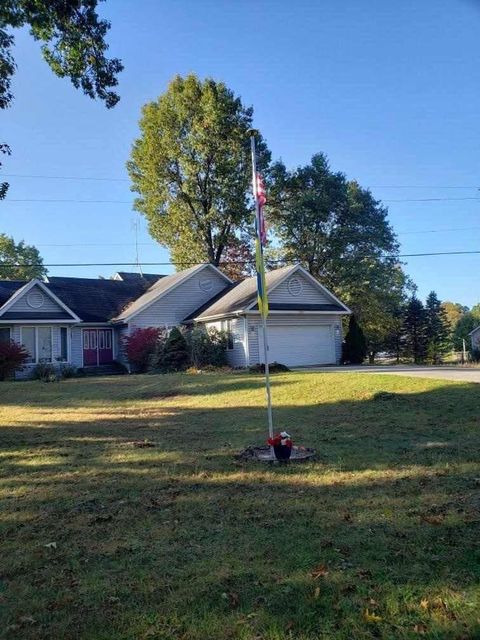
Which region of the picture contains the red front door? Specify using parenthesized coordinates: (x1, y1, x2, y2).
(83, 329, 113, 366)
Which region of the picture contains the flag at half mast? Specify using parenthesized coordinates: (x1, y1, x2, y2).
(254, 171, 268, 317)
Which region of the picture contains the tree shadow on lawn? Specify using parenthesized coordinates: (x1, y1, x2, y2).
(0, 382, 479, 639)
(0, 373, 297, 409)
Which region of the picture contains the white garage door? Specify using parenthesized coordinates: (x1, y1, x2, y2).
(259, 324, 335, 367)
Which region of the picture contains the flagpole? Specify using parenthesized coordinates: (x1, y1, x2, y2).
(249, 131, 274, 441)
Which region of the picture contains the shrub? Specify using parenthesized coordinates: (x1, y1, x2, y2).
(249, 361, 290, 374)
(0, 341, 29, 380)
(59, 364, 77, 379)
(32, 362, 58, 382)
(189, 327, 228, 368)
(342, 315, 367, 364)
(124, 327, 163, 373)
(160, 327, 190, 372)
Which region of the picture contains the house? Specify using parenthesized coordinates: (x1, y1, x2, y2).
(0, 263, 350, 378)
(469, 326, 480, 352)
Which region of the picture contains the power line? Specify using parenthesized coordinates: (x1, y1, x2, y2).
(0, 250, 479, 269)
(4, 196, 480, 205)
(5, 198, 132, 204)
(370, 185, 479, 190)
(384, 197, 480, 203)
(397, 226, 480, 236)
(3, 173, 479, 190)
(1, 173, 128, 182)
(31, 225, 480, 246)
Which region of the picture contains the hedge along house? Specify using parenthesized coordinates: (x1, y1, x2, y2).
(185, 264, 351, 368)
(0, 263, 349, 378)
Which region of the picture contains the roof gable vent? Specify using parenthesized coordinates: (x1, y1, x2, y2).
(27, 290, 45, 308)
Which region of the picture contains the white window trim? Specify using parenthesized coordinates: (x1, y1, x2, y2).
(20, 326, 55, 365)
(222, 319, 235, 351)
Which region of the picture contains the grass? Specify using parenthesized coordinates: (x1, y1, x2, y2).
(0, 371, 479, 640)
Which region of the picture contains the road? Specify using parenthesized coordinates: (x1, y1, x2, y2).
(294, 364, 480, 383)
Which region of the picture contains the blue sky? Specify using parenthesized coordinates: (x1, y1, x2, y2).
(1, 0, 479, 306)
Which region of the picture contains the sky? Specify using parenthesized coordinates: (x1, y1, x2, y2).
(1, 0, 479, 306)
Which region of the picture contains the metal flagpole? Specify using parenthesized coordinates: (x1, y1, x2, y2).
(249, 131, 274, 440)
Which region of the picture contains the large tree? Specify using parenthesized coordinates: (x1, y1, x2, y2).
(1, 0, 122, 197)
(452, 308, 480, 351)
(128, 74, 270, 268)
(0, 234, 46, 279)
(441, 301, 468, 333)
(269, 153, 412, 360)
(403, 296, 427, 363)
(425, 291, 450, 363)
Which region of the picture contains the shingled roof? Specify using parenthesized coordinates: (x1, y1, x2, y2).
(113, 272, 165, 285)
(113, 264, 231, 322)
(45, 277, 153, 322)
(0, 281, 27, 307)
(186, 265, 348, 321)
(186, 265, 297, 320)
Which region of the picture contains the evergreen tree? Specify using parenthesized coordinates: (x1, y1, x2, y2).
(342, 315, 367, 364)
(403, 297, 427, 363)
(425, 291, 450, 363)
(161, 327, 190, 372)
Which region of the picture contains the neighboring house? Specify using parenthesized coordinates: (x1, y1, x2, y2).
(0, 263, 350, 378)
(469, 326, 480, 351)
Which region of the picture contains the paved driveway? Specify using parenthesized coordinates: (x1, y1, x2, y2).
(294, 364, 480, 383)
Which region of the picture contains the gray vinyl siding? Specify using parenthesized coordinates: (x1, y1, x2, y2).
(70, 327, 83, 368)
(116, 326, 129, 366)
(8, 285, 66, 314)
(204, 317, 247, 368)
(130, 269, 228, 331)
(246, 314, 343, 365)
(269, 273, 332, 305)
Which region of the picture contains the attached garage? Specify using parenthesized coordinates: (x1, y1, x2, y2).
(259, 323, 336, 367)
(190, 264, 351, 369)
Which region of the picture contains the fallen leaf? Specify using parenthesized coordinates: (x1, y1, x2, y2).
(420, 598, 429, 610)
(364, 609, 382, 623)
(314, 586, 321, 599)
(311, 564, 329, 579)
(44, 542, 57, 550)
(421, 515, 444, 525)
(18, 616, 35, 625)
(413, 623, 427, 634)
(221, 591, 240, 608)
(356, 569, 372, 580)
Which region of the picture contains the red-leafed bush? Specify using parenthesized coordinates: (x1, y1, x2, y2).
(0, 341, 29, 380)
(124, 328, 163, 372)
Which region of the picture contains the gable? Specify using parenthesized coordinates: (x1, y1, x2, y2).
(0, 283, 76, 320)
(269, 271, 337, 305)
(128, 265, 231, 328)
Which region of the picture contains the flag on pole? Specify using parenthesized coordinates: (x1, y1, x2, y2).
(254, 172, 268, 317)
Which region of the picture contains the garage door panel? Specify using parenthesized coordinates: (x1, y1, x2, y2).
(259, 324, 335, 366)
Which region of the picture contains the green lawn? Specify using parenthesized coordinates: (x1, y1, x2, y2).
(0, 371, 479, 640)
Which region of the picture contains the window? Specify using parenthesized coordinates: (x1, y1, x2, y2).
(222, 320, 234, 350)
(21, 327, 36, 363)
(38, 327, 52, 362)
(105, 331, 112, 349)
(98, 331, 105, 349)
(0, 327, 11, 344)
(21, 327, 53, 363)
(60, 328, 68, 362)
